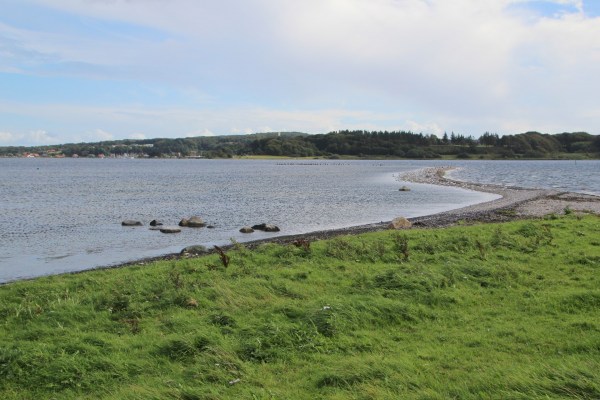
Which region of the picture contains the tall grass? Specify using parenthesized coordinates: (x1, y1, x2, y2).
(1, 215, 599, 399)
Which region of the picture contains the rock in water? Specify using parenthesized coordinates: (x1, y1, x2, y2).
(178, 218, 189, 227)
(399, 186, 411, 192)
(160, 227, 181, 233)
(239, 226, 254, 233)
(149, 219, 163, 226)
(122, 220, 143, 226)
(251, 223, 280, 232)
(388, 217, 412, 229)
(187, 216, 206, 227)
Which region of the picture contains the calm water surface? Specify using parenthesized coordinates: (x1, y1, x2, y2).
(448, 160, 600, 195)
(1, 158, 598, 282)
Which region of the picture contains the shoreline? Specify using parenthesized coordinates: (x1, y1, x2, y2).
(5, 166, 599, 284)
(108, 166, 600, 269)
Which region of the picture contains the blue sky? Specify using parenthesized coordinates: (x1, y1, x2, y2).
(1, 0, 599, 146)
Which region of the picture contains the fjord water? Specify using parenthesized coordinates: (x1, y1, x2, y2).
(448, 160, 600, 195)
(1, 158, 598, 282)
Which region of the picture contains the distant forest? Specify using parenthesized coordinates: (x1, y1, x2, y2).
(2, 130, 599, 159)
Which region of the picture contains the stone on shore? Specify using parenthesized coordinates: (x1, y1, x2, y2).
(180, 245, 208, 255)
(239, 226, 254, 233)
(122, 220, 143, 226)
(388, 217, 412, 230)
(160, 227, 181, 233)
(251, 223, 280, 232)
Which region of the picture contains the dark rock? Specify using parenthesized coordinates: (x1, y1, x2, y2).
(206, 225, 215, 229)
(179, 218, 189, 227)
(181, 245, 208, 256)
(160, 227, 181, 233)
(122, 220, 143, 226)
(399, 186, 411, 192)
(239, 226, 254, 233)
(149, 219, 163, 226)
(251, 223, 280, 232)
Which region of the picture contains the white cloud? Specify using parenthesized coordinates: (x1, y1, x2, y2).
(129, 133, 147, 140)
(186, 129, 214, 137)
(0, 0, 598, 145)
(29, 130, 55, 143)
(405, 121, 444, 136)
(0, 131, 20, 143)
(86, 129, 114, 141)
(0, 130, 60, 145)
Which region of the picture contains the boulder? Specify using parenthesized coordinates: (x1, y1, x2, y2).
(149, 219, 163, 226)
(187, 216, 206, 227)
(160, 226, 182, 233)
(181, 245, 208, 256)
(239, 226, 254, 233)
(388, 217, 412, 230)
(251, 223, 280, 232)
(399, 186, 411, 192)
(179, 216, 206, 227)
(122, 220, 143, 226)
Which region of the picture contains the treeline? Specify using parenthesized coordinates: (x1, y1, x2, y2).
(1, 130, 599, 159)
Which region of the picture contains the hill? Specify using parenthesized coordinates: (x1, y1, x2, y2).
(1, 130, 599, 159)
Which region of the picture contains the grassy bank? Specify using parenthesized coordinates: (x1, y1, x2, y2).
(1, 215, 599, 399)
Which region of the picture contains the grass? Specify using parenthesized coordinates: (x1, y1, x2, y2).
(1, 215, 599, 399)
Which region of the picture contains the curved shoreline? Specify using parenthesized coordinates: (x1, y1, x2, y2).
(110, 167, 600, 269)
(6, 167, 597, 284)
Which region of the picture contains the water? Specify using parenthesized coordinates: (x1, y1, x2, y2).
(446, 160, 600, 195)
(1, 158, 598, 282)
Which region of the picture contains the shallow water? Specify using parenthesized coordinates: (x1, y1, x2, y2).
(446, 160, 600, 196)
(1, 158, 598, 283)
(0, 159, 498, 282)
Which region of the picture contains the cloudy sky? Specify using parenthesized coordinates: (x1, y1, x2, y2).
(1, 0, 599, 146)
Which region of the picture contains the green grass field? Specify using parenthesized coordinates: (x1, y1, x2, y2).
(1, 215, 599, 399)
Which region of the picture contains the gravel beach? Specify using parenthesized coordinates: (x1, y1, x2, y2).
(114, 166, 600, 268)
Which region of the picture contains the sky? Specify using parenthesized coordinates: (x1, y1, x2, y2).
(1, 0, 599, 146)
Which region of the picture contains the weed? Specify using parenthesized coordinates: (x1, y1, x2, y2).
(475, 240, 487, 260)
(157, 339, 197, 361)
(393, 233, 410, 261)
(213, 246, 230, 268)
(292, 238, 311, 252)
(310, 306, 338, 337)
(564, 205, 573, 215)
